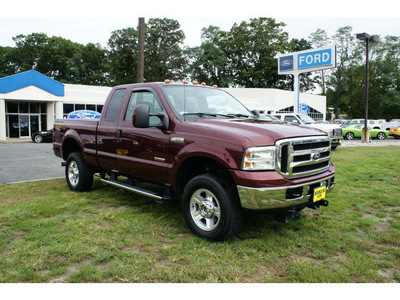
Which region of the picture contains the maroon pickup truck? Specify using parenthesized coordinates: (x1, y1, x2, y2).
(53, 81, 336, 241)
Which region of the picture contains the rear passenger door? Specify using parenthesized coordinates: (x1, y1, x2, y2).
(97, 88, 127, 172)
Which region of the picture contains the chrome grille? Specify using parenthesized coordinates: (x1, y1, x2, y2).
(276, 137, 331, 178)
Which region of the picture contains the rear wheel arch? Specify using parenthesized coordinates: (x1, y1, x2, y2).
(62, 137, 82, 161)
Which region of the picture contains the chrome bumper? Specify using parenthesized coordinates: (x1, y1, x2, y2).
(237, 175, 335, 210)
(330, 137, 342, 145)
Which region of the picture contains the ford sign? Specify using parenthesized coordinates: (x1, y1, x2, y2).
(279, 55, 294, 71)
(67, 110, 101, 119)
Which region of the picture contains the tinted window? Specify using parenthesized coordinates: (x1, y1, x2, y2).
(125, 90, 162, 126)
(105, 89, 126, 122)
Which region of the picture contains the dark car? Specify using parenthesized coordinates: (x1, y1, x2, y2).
(31, 129, 53, 143)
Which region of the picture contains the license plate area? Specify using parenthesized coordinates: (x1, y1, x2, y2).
(313, 185, 326, 202)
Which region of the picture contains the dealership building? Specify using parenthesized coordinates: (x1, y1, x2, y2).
(0, 70, 327, 141)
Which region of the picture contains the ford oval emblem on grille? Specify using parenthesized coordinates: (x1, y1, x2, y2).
(312, 153, 321, 160)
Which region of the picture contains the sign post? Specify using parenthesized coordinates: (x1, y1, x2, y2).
(278, 46, 337, 114)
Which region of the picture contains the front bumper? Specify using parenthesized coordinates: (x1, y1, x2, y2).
(330, 137, 342, 146)
(231, 165, 335, 210)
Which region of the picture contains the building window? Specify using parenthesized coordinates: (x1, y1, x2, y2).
(63, 103, 105, 118)
(5, 101, 48, 138)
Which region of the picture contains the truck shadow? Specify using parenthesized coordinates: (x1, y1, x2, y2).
(89, 177, 305, 241)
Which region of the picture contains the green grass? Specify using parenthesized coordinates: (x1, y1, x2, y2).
(0, 146, 399, 283)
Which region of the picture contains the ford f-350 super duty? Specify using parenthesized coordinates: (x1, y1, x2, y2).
(53, 81, 336, 241)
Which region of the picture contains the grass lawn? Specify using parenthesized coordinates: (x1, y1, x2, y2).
(0, 146, 399, 283)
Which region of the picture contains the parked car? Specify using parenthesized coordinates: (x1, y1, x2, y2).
(346, 119, 382, 129)
(389, 127, 400, 139)
(272, 113, 342, 150)
(342, 124, 389, 140)
(382, 119, 400, 131)
(31, 129, 53, 143)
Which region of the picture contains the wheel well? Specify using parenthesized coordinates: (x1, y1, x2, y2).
(62, 138, 81, 160)
(176, 157, 232, 194)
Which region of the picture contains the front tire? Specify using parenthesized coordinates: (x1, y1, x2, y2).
(182, 174, 242, 241)
(345, 132, 354, 140)
(65, 152, 93, 192)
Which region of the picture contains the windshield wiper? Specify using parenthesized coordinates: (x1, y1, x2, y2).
(183, 112, 218, 117)
(226, 113, 251, 118)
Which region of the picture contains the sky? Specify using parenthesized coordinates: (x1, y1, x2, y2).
(0, 1, 399, 48)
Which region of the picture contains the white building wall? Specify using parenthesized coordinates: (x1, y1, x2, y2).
(0, 99, 5, 141)
(222, 88, 327, 120)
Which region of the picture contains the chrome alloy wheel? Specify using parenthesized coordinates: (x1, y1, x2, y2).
(189, 188, 221, 231)
(68, 160, 80, 187)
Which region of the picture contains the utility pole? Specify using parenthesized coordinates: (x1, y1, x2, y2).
(356, 32, 377, 143)
(137, 17, 145, 83)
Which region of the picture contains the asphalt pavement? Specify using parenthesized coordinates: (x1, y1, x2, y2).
(0, 139, 64, 185)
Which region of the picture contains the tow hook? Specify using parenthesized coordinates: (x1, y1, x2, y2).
(274, 210, 302, 224)
(308, 200, 329, 210)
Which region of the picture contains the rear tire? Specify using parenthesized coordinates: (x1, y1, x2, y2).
(376, 132, 386, 140)
(182, 174, 242, 241)
(65, 152, 93, 192)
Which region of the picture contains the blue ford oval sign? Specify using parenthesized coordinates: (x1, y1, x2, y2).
(279, 55, 294, 71)
(67, 110, 101, 119)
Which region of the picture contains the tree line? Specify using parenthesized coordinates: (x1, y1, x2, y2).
(0, 17, 399, 120)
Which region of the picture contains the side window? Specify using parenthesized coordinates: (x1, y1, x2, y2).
(284, 116, 298, 123)
(125, 90, 163, 126)
(105, 89, 126, 122)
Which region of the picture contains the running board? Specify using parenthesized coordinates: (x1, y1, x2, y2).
(100, 178, 172, 202)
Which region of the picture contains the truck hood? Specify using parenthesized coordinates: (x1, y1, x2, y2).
(194, 118, 327, 146)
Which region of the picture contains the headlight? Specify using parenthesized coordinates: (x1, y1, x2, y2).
(242, 146, 276, 171)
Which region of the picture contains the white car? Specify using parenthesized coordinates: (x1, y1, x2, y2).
(345, 119, 382, 129)
(273, 113, 342, 150)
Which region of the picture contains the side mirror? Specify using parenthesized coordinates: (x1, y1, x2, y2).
(251, 110, 260, 118)
(132, 104, 169, 130)
(132, 104, 150, 128)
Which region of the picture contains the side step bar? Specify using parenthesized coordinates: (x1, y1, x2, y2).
(100, 178, 172, 203)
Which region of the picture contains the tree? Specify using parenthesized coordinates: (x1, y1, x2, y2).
(107, 18, 187, 85)
(35, 36, 81, 82)
(10, 33, 48, 73)
(327, 26, 357, 117)
(0, 46, 15, 77)
(66, 43, 108, 86)
(225, 18, 289, 88)
(144, 18, 187, 82)
(185, 26, 231, 87)
(107, 27, 138, 85)
(309, 29, 330, 94)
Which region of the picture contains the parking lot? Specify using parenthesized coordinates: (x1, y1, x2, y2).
(0, 140, 64, 185)
(0, 137, 399, 185)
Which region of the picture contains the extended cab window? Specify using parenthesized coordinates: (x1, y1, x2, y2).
(105, 89, 126, 122)
(125, 90, 163, 126)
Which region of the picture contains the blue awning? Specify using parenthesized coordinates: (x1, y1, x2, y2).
(0, 70, 65, 96)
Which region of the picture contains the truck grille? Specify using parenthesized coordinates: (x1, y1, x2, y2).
(276, 137, 331, 178)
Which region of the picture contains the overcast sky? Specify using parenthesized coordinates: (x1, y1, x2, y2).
(0, 1, 399, 48)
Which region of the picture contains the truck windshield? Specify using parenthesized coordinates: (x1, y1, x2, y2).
(161, 85, 252, 119)
(297, 114, 316, 124)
